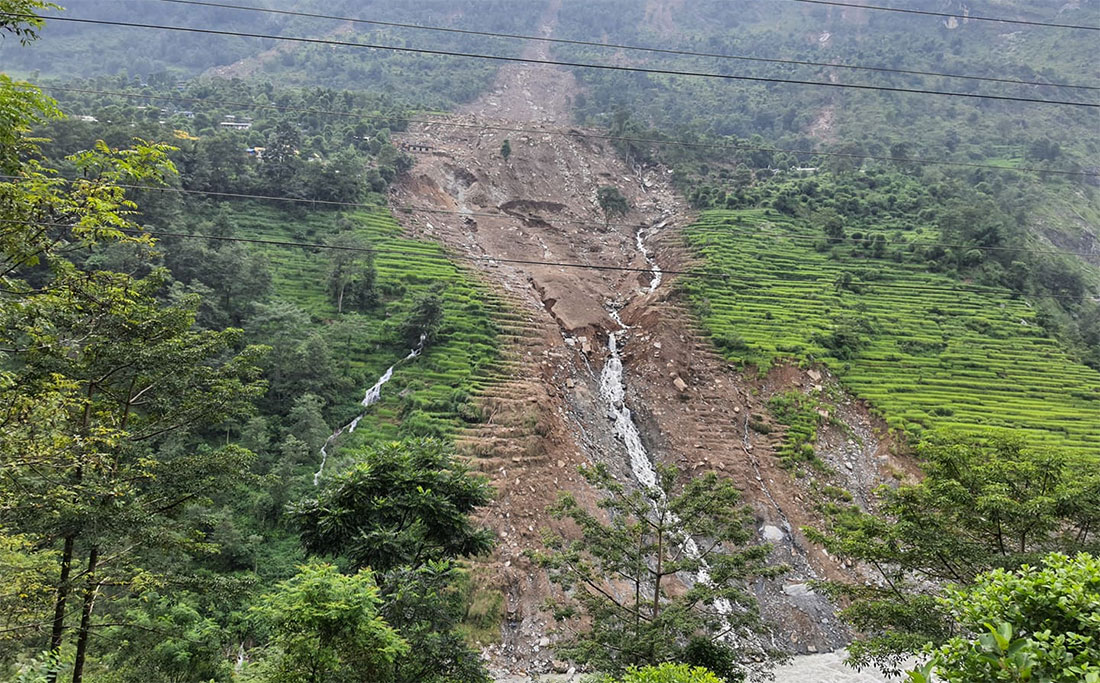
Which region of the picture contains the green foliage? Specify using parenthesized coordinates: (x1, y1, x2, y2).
(597, 185, 630, 227)
(378, 561, 492, 683)
(0, 53, 266, 682)
(4, 1, 545, 109)
(289, 439, 494, 683)
(590, 662, 726, 683)
(247, 561, 408, 683)
(682, 209, 1100, 455)
(767, 391, 826, 468)
(808, 434, 1100, 675)
(399, 293, 445, 348)
(500, 139, 511, 161)
(101, 597, 234, 683)
(533, 464, 779, 677)
(292, 438, 494, 572)
(911, 553, 1100, 683)
(0, 0, 55, 45)
(186, 203, 504, 445)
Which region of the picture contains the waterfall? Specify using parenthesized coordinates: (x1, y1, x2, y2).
(597, 222, 770, 666)
(314, 334, 426, 486)
(636, 224, 662, 293)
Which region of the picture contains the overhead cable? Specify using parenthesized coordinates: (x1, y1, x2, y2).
(786, 0, 1100, 31)
(4, 13, 1096, 108)
(145, 0, 1099, 92)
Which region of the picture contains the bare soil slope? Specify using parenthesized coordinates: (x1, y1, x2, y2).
(388, 2, 906, 676)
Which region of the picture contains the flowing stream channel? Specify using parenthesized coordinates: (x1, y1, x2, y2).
(600, 225, 887, 683)
(314, 334, 426, 485)
(598, 225, 752, 639)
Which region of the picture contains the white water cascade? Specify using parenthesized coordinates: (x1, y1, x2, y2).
(597, 223, 773, 673)
(313, 334, 426, 486)
(635, 224, 662, 294)
(598, 313, 739, 621)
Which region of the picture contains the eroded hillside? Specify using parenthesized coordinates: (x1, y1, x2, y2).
(386, 2, 911, 677)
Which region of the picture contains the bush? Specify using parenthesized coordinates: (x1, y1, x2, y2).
(910, 553, 1100, 683)
(591, 663, 726, 683)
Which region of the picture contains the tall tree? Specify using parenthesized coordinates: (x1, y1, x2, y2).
(808, 433, 1100, 676)
(292, 439, 493, 572)
(325, 231, 369, 315)
(248, 562, 408, 683)
(0, 14, 266, 678)
(290, 439, 494, 683)
(597, 185, 630, 228)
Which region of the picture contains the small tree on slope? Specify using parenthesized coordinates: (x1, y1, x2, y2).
(532, 463, 783, 680)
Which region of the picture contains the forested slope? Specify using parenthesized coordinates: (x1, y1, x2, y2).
(2, 1, 1099, 681)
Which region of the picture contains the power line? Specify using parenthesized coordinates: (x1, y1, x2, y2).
(2, 218, 1093, 304)
(145, 0, 1100, 92)
(6, 174, 1096, 259)
(8, 13, 1097, 108)
(785, 0, 1100, 31)
(41, 86, 1100, 178)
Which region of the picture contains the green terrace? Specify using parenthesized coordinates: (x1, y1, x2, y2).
(223, 202, 519, 443)
(682, 209, 1100, 457)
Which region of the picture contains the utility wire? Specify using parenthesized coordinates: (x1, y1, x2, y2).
(41, 86, 1100, 178)
(145, 0, 1099, 92)
(6, 13, 1097, 108)
(5, 174, 1096, 259)
(2, 218, 1093, 304)
(785, 0, 1100, 31)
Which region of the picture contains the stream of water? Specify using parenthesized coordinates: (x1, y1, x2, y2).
(313, 334, 426, 486)
(595, 223, 780, 674)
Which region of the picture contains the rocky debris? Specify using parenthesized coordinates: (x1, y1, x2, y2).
(388, 0, 906, 670)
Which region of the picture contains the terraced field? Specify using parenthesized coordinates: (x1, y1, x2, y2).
(682, 209, 1100, 457)
(225, 202, 521, 442)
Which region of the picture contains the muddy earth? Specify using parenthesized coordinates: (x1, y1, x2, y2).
(387, 1, 905, 680)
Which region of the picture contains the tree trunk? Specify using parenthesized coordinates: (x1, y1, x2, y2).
(652, 526, 663, 620)
(49, 383, 96, 682)
(45, 535, 75, 683)
(71, 546, 99, 683)
(337, 280, 345, 315)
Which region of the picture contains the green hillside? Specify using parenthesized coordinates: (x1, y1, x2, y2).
(682, 209, 1100, 456)
(211, 202, 515, 443)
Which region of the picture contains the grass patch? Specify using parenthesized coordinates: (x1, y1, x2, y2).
(217, 202, 520, 444)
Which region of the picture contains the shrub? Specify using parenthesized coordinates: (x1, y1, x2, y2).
(591, 663, 726, 683)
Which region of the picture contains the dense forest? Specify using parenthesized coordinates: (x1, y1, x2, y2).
(1, 0, 1099, 682)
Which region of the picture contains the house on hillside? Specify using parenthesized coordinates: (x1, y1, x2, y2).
(402, 142, 433, 153)
(220, 120, 252, 131)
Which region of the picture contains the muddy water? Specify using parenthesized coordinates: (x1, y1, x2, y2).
(492, 651, 892, 682)
(774, 651, 893, 682)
